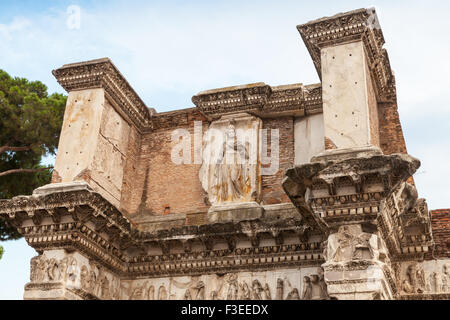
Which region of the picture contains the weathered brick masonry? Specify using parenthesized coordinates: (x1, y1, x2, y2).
(429, 209, 450, 259)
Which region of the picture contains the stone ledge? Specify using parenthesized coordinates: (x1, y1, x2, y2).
(207, 202, 263, 224)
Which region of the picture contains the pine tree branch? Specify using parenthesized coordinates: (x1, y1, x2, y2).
(0, 167, 53, 177)
(0, 145, 32, 154)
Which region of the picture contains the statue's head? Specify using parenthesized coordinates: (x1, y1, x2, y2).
(225, 121, 236, 139)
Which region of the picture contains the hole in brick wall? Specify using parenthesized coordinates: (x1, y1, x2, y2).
(164, 206, 171, 215)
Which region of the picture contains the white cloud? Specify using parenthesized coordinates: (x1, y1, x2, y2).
(0, 16, 31, 41)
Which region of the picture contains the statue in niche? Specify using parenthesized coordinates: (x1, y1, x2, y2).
(275, 279, 284, 300)
(200, 116, 261, 206)
(213, 121, 251, 203)
(251, 280, 264, 300)
(158, 285, 168, 300)
(301, 276, 312, 300)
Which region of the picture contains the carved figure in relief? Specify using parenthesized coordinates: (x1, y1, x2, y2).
(89, 267, 97, 293)
(210, 291, 219, 300)
(239, 281, 251, 300)
(130, 283, 146, 300)
(200, 117, 260, 206)
(194, 281, 206, 300)
(442, 264, 449, 292)
(184, 289, 192, 300)
(46, 258, 59, 281)
(251, 280, 264, 300)
(111, 277, 121, 300)
(213, 122, 250, 203)
(402, 264, 425, 294)
(30, 256, 40, 281)
(301, 276, 312, 300)
(416, 267, 426, 293)
(428, 272, 440, 293)
(317, 267, 329, 299)
(263, 284, 271, 300)
(100, 275, 110, 299)
(158, 285, 168, 300)
(36, 255, 47, 282)
(275, 279, 284, 300)
(286, 288, 300, 300)
(80, 265, 90, 290)
(59, 257, 69, 282)
(325, 225, 380, 263)
(226, 276, 239, 300)
(148, 285, 155, 300)
(66, 257, 78, 282)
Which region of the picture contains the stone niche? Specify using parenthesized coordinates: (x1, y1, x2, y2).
(199, 113, 263, 222)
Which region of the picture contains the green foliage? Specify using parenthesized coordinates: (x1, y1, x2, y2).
(0, 69, 66, 240)
(0, 244, 3, 260)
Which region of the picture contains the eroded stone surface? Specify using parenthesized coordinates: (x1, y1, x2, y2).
(0, 7, 448, 301)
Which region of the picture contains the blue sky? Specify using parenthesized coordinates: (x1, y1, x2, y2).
(1, 0, 450, 299)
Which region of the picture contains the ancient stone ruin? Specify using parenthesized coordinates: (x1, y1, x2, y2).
(0, 8, 449, 300)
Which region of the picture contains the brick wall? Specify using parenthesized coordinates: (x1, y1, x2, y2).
(132, 109, 209, 216)
(119, 109, 295, 216)
(261, 117, 295, 205)
(377, 101, 408, 155)
(120, 125, 142, 216)
(428, 209, 450, 259)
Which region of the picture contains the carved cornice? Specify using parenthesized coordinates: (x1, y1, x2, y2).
(297, 8, 396, 103)
(0, 184, 322, 278)
(282, 153, 432, 261)
(192, 82, 322, 118)
(52, 58, 151, 131)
